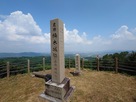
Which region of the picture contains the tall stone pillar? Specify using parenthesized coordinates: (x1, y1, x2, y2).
(39, 18, 74, 102)
(51, 19, 65, 84)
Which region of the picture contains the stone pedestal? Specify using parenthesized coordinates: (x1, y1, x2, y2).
(39, 78, 75, 102)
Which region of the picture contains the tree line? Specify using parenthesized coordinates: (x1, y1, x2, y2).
(0, 51, 136, 78)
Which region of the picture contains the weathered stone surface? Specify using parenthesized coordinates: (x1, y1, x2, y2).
(75, 54, 81, 72)
(39, 18, 75, 102)
(39, 86, 75, 102)
(39, 93, 63, 102)
(50, 18, 65, 84)
(45, 78, 70, 100)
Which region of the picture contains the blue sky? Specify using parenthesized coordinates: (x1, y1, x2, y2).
(0, 0, 136, 53)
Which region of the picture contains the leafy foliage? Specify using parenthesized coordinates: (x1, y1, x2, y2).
(102, 51, 136, 75)
(0, 51, 136, 78)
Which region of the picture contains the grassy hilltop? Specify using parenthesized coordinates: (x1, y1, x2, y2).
(0, 68, 136, 102)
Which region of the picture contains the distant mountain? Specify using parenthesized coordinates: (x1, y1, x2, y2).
(0, 50, 134, 58)
(67, 50, 135, 58)
(0, 52, 50, 58)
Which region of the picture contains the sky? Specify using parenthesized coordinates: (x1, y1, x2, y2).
(0, 0, 136, 53)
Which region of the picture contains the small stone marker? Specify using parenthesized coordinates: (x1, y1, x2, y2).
(75, 54, 81, 73)
(39, 18, 74, 102)
(70, 54, 81, 76)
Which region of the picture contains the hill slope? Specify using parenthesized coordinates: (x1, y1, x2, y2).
(0, 69, 136, 102)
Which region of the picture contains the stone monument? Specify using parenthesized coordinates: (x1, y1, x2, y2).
(51, 18, 65, 83)
(39, 18, 74, 102)
(75, 54, 81, 74)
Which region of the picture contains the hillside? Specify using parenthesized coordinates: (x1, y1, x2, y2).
(0, 69, 136, 102)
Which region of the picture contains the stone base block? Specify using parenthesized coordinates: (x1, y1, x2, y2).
(70, 71, 81, 76)
(38, 86, 74, 102)
(38, 93, 62, 102)
(38, 77, 75, 102)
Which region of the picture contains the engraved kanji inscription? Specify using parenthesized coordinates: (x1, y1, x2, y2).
(53, 40, 57, 45)
(53, 53, 57, 57)
(52, 33, 57, 38)
(53, 23, 56, 27)
(53, 28, 56, 31)
(53, 47, 57, 52)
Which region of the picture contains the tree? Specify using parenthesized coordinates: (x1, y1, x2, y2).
(127, 51, 136, 62)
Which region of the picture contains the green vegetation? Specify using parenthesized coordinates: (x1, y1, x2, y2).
(102, 51, 136, 63)
(0, 56, 51, 78)
(0, 51, 136, 78)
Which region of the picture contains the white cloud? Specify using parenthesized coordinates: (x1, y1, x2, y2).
(0, 11, 49, 44)
(64, 25, 91, 45)
(29, 33, 50, 44)
(90, 25, 136, 51)
(109, 25, 136, 51)
(111, 25, 136, 40)
(0, 11, 92, 52)
(0, 11, 136, 53)
(81, 25, 136, 52)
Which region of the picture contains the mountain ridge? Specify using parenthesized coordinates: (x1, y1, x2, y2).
(0, 50, 134, 58)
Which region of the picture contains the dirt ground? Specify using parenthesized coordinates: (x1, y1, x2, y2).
(0, 68, 136, 102)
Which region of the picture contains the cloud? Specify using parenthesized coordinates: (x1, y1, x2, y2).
(0, 11, 49, 44)
(111, 25, 136, 40)
(64, 25, 136, 52)
(0, 11, 92, 52)
(109, 25, 136, 51)
(95, 25, 136, 51)
(0, 11, 136, 53)
(89, 25, 136, 51)
(64, 25, 92, 45)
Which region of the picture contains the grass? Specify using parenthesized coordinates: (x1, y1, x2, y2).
(0, 68, 136, 102)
